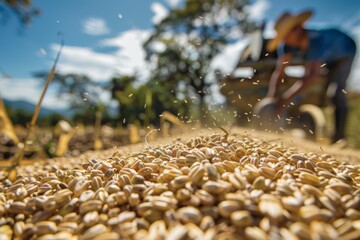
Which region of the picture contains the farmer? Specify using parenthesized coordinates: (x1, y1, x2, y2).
(266, 10, 357, 143)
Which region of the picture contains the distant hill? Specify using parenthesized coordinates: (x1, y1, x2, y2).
(3, 98, 74, 117)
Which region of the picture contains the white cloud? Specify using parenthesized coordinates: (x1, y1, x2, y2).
(151, 2, 168, 24)
(0, 77, 114, 110)
(51, 44, 119, 81)
(246, 0, 270, 21)
(166, 0, 181, 7)
(82, 17, 110, 36)
(209, 38, 249, 76)
(49, 29, 151, 84)
(9, 28, 151, 108)
(101, 29, 152, 81)
(0, 78, 68, 109)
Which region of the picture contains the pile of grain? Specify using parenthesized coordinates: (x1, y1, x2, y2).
(0, 132, 359, 239)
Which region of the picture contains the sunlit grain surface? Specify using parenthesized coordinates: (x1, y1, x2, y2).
(1, 127, 359, 239)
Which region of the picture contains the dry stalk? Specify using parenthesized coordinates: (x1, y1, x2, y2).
(0, 38, 64, 171)
(144, 129, 158, 150)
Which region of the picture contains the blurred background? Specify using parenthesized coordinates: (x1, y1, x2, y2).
(1, 0, 360, 159)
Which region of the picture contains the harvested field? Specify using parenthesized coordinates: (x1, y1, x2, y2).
(0, 127, 359, 239)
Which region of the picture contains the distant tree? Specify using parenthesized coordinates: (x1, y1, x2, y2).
(38, 113, 67, 127)
(34, 72, 118, 126)
(144, 0, 255, 123)
(110, 75, 138, 126)
(6, 105, 31, 126)
(111, 75, 190, 127)
(34, 72, 101, 110)
(0, 0, 40, 26)
(72, 106, 98, 125)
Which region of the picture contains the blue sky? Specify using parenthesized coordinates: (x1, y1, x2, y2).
(1, 0, 360, 108)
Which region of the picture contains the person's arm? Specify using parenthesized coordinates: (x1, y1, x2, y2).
(266, 53, 292, 98)
(277, 60, 322, 108)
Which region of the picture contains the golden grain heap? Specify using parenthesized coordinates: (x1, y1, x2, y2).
(0, 132, 360, 240)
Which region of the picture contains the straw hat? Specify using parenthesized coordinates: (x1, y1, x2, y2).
(267, 10, 313, 52)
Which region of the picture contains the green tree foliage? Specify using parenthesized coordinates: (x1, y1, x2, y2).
(5, 104, 66, 127)
(34, 72, 118, 126)
(144, 0, 255, 123)
(0, 0, 40, 26)
(111, 75, 190, 127)
(6, 105, 31, 126)
(34, 72, 101, 110)
(37, 113, 65, 127)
